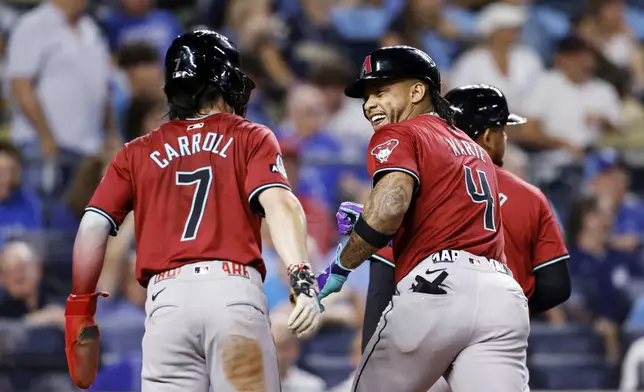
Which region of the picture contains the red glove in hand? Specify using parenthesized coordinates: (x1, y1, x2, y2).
(65, 292, 109, 389)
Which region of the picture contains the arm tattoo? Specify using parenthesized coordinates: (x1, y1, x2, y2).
(340, 172, 415, 269)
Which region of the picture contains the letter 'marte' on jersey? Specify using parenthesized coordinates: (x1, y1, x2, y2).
(364, 114, 505, 285)
(85, 113, 292, 287)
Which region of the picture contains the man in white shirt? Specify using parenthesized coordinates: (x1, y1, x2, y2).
(514, 35, 623, 184)
(449, 2, 543, 114)
(4, 0, 115, 196)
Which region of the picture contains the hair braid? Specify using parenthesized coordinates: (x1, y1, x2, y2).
(430, 89, 456, 129)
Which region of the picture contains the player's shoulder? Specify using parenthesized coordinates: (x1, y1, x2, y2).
(496, 167, 548, 203)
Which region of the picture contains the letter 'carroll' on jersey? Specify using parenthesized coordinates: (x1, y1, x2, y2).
(85, 113, 291, 287)
(366, 113, 506, 285)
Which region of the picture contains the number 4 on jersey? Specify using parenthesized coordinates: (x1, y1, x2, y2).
(464, 165, 496, 232)
(176, 167, 213, 241)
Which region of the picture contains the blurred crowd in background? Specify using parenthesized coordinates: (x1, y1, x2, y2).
(3, 0, 644, 390)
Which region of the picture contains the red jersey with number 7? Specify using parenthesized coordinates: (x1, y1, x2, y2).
(86, 113, 291, 287)
(366, 114, 506, 284)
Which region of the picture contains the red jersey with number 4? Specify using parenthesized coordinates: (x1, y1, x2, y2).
(495, 167, 569, 298)
(366, 114, 505, 284)
(87, 113, 291, 287)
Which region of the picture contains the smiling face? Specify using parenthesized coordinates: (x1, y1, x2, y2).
(362, 78, 427, 131)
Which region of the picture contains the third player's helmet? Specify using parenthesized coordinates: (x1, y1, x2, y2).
(164, 30, 255, 118)
(344, 45, 442, 98)
(445, 84, 526, 140)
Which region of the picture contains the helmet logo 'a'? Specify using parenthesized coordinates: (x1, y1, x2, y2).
(362, 55, 372, 76)
(371, 139, 399, 163)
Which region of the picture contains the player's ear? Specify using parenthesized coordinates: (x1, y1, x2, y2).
(410, 82, 426, 104)
(480, 128, 494, 149)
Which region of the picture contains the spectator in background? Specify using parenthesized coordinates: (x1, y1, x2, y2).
(328, 332, 362, 392)
(566, 195, 644, 363)
(308, 58, 371, 162)
(281, 142, 334, 253)
(100, 0, 183, 56)
(4, 0, 116, 197)
(113, 42, 164, 134)
(271, 312, 326, 392)
(47, 157, 104, 233)
(381, 0, 464, 71)
(0, 142, 41, 244)
(517, 36, 622, 194)
(586, 149, 644, 255)
(0, 241, 64, 328)
(123, 94, 166, 142)
(239, 53, 276, 129)
(278, 84, 341, 206)
(449, 2, 542, 112)
(96, 251, 146, 358)
(260, 0, 344, 89)
(576, 0, 644, 95)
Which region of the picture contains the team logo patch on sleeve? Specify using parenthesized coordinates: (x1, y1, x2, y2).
(371, 139, 399, 163)
(270, 154, 288, 179)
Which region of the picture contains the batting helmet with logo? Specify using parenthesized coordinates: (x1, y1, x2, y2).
(445, 84, 526, 140)
(344, 45, 441, 99)
(164, 30, 256, 119)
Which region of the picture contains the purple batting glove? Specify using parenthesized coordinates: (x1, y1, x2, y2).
(336, 201, 363, 236)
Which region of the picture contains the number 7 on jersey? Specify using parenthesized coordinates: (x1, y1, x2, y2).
(176, 167, 213, 241)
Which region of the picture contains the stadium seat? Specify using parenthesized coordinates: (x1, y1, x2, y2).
(528, 323, 604, 356)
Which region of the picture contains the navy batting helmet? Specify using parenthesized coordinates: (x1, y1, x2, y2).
(344, 45, 441, 98)
(444, 84, 526, 140)
(164, 30, 255, 118)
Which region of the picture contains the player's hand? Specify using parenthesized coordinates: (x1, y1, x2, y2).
(337, 202, 393, 247)
(316, 244, 352, 309)
(287, 263, 321, 338)
(336, 201, 363, 235)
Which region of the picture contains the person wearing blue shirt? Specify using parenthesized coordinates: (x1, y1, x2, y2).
(567, 194, 643, 322)
(586, 149, 644, 254)
(100, 0, 183, 56)
(0, 142, 42, 243)
(566, 195, 644, 362)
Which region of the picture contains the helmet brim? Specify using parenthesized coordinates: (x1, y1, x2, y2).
(345, 75, 438, 99)
(344, 75, 393, 98)
(506, 113, 526, 125)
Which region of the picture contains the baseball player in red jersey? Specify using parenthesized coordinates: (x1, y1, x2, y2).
(340, 84, 572, 391)
(316, 46, 530, 392)
(445, 84, 571, 311)
(64, 31, 321, 392)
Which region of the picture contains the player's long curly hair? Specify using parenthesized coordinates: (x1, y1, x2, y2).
(165, 80, 222, 120)
(429, 88, 456, 129)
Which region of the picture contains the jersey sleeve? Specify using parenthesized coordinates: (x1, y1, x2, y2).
(86, 147, 134, 236)
(369, 246, 395, 268)
(245, 125, 292, 216)
(366, 125, 419, 188)
(533, 193, 569, 272)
